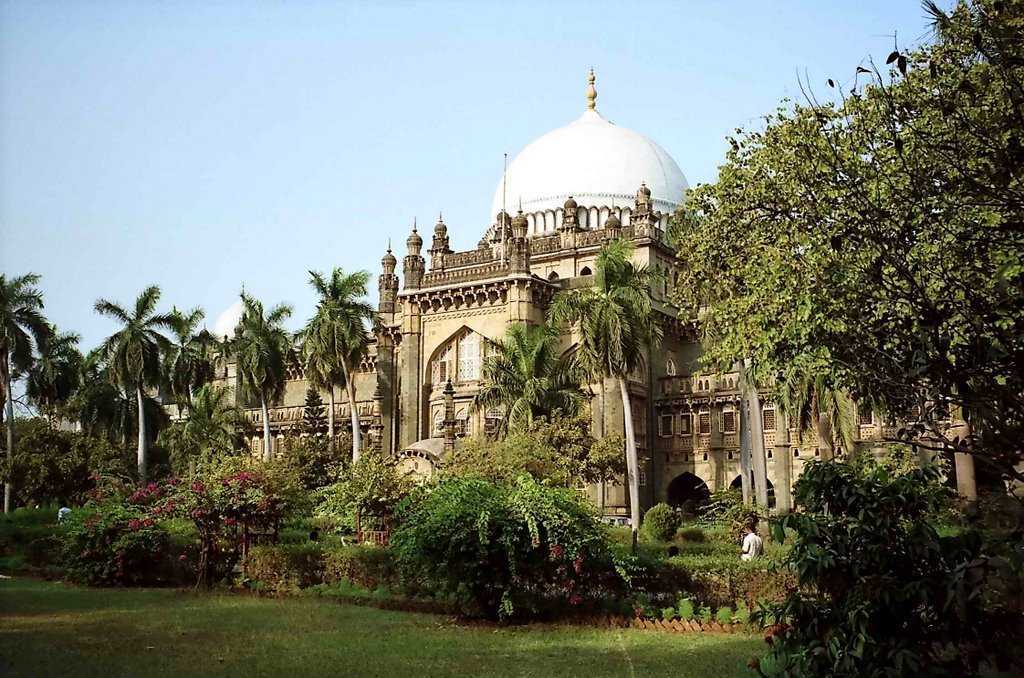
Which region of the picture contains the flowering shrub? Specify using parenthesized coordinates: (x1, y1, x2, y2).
(61, 498, 171, 586)
(390, 474, 619, 620)
(158, 457, 304, 587)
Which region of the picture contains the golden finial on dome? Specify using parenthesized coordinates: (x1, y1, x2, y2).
(586, 68, 597, 111)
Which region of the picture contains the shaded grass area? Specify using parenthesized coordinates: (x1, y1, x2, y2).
(1, 578, 761, 678)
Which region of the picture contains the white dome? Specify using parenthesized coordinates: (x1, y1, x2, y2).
(490, 107, 688, 222)
(212, 299, 243, 340)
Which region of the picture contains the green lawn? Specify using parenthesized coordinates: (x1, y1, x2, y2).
(0, 578, 761, 678)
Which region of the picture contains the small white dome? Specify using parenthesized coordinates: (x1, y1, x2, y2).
(490, 106, 688, 221)
(212, 299, 243, 340)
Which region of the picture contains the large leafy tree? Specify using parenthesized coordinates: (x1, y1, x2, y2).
(671, 0, 1024, 488)
(473, 323, 586, 432)
(549, 239, 662, 539)
(25, 325, 82, 428)
(157, 384, 248, 474)
(300, 269, 373, 462)
(0, 273, 51, 512)
(164, 307, 215, 415)
(94, 285, 174, 482)
(233, 293, 292, 462)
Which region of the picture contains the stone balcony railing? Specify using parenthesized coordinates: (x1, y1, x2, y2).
(422, 261, 511, 288)
(440, 248, 496, 269)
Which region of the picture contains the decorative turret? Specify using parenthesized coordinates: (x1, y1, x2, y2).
(632, 182, 660, 239)
(511, 208, 528, 240)
(402, 220, 426, 289)
(605, 208, 622, 240)
(491, 210, 512, 243)
(509, 208, 531, 274)
(559, 196, 579, 231)
(428, 212, 452, 269)
(378, 241, 399, 312)
(634, 182, 653, 217)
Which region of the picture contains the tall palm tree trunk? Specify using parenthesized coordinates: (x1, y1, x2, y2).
(260, 395, 272, 462)
(815, 413, 835, 461)
(343, 361, 361, 462)
(327, 388, 335, 446)
(3, 358, 13, 514)
(136, 386, 147, 482)
(617, 377, 641, 544)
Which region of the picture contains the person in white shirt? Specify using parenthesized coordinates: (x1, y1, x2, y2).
(57, 506, 72, 523)
(741, 524, 763, 561)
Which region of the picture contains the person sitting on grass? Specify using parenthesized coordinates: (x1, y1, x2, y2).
(740, 522, 763, 561)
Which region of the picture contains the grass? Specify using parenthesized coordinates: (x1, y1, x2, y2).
(0, 578, 762, 678)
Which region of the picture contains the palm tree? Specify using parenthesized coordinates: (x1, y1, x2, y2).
(779, 368, 857, 460)
(164, 307, 215, 415)
(473, 323, 586, 432)
(25, 325, 83, 427)
(0, 273, 52, 512)
(157, 384, 248, 474)
(301, 269, 373, 462)
(233, 293, 292, 462)
(549, 239, 662, 540)
(94, 285, 174, 482)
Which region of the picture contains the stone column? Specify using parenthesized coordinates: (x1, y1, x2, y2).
(709, 403, 726, 492)
(398, 303, 422, 448)
(774, 409, 793, 514)
(375, 331, 396, 456)
(442, 380, 456, 455)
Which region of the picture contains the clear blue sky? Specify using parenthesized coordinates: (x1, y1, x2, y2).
(1, 0, 942, 351)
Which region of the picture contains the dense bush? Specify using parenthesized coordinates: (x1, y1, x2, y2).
(159, 456, 305, 587)
(444, 412, 625, 487)
(391, 474, 618, 620)
(642, 503, 681, 542)
(755, 460, 1023, 677)
(243, 543, 397, 595)
(245, 542, 325, 594)
(2, 418, 131, 507)
(316, 451, 410, 529)
(676, 527, 706, 543)
(61, 497, 172, 586)
(322, 544, 396, 590)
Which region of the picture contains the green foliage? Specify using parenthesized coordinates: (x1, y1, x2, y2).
(163, 306, 216, 415)
(698, 605, 712, 623)
(390, 475, 618, 620)
(281, 433, 349, 491)
(156, 385, 249, 474)
(676, 597, 695, 620)
(698, 489, 757, 532)
(316, 450, 410, 524)
(642, 503, 681, 542)
(473, 323, 586, 431)
(676, 527, 706, 543)
(61, 497, 171, 586)
(24, 326, 82, 423)
(245, 542, 325, 594)
(671, 0, 1024, 481)
(299, 387, 327, 437)
(445, 411, 625, 487)
(3, 418, 131, 506)
(321, 544, 396, 590)
(715, 606, 733, 624)
(755, 460, 1023, 676)
(150, 456, 306, 587)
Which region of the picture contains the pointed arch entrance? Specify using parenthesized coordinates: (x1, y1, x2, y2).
(666, 472, 711, 514)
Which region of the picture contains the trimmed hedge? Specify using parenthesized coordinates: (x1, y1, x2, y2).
(244, 543, 397, 595)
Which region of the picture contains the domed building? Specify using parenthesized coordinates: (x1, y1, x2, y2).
(207, 72, 857, 518)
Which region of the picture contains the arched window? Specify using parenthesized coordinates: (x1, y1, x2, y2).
(547, 271, 560, 281)
(665, 356, 677, 376)
(579, 266, 593, 276)
(432, 343, 454, 385)
(457, 332, 481, 381)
